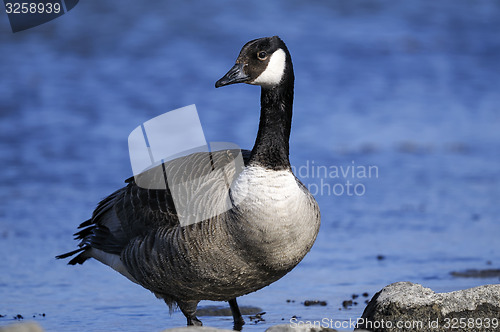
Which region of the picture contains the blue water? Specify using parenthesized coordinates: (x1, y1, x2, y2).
(1, 1, 499, 331)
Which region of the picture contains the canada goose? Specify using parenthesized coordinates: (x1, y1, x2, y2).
(57, 36, 321, 328)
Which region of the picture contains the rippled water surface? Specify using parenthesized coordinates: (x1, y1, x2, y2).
(1, 1, 499, 331)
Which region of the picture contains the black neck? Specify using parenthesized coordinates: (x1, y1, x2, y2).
(249, 79, 294, 170)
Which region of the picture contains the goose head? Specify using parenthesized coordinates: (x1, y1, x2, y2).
(215, 36, 293, 89)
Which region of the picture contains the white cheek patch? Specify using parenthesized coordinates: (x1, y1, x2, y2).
(252, 48, 286, 87)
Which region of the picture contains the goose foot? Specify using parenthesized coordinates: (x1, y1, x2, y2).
(178, 300, 202, 327)
(228, 298, 245, 330)
(187, 316, 203, 326)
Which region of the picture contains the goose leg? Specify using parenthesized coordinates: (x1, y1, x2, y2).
(228, 298, 245, 329)
(177, 300, 202, 326)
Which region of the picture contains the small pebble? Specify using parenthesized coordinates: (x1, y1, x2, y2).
(249, 311, 266, 324)
(304, 300, 327, 306)
(377, 255, 385, 260)
(362, 292, 369, 297)
(342, 300, 353, 308)
(352, 294, 359, 299)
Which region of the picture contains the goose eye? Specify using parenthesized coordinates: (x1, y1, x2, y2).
(257, 51, 267, 60)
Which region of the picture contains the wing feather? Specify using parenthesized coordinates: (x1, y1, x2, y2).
(58, 149, 250, 264)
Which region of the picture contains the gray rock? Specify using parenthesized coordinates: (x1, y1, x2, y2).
(265, 324, 337, 332)
(0, 322, 44, 332)
(356, 281, 500, 332)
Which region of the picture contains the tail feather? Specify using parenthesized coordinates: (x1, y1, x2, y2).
(77, 218, 93, 229)
(56, 246, 90, 265)
(74, 225, 94, 240)
(68, 251, 91, 265)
